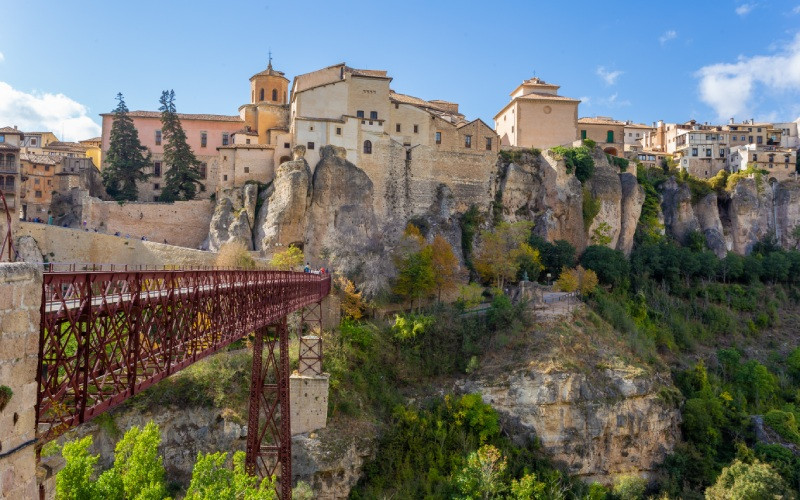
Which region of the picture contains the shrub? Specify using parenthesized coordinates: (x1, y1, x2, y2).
(764, 409, 800, 444)
(269, 244, 304, 270)
(612, 474, 647, 500)
(580, 245, 629, 289)
(582, 188, 601, 230)
(186, 451, 275, 499)
(704, 459, 792, 500)
(215, 241, 256, 269)
(456, 282, 485, 310)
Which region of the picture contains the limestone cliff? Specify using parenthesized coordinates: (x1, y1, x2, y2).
(618, 172, 645, 255)
(205, 184, 257, 251)
(586, 154, 623, 250)
(456, 310, 681, 485)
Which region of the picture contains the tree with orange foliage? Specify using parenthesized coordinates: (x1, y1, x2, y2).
(430, 234, 460, 301)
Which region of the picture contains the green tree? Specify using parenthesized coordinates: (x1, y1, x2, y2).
(612, 474, 647, 500)
(102, 93, 151, 201)
(473, 222, 533, 288)
(56, 422, 169, 500)
(704, 459, 794, 500)
(158, 90, 203, 201)
(269, 244, 304, 270)
(454, 444, 508, 499)
(185, 451, 275, 499)
(394, 245, 436, 311)
(580, 245, 629, 289)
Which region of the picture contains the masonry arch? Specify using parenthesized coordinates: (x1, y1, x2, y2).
(279, 156, 291, 165)
(260, 89, 265, 101)
(603, 147, 618, 157)
(272, 89, 278, 101)
(363, 140, 372, 154)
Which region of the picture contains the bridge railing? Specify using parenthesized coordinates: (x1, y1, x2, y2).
(36, 269, 331, 442)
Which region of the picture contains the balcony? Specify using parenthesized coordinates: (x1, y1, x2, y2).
(0, 161, 18, 174)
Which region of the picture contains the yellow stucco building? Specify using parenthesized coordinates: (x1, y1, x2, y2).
(494, 77, 579, 150)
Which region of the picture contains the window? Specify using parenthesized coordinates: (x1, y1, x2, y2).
(370, 111, 378, 120)
(753, 154, 758, 161)
(363, 140, 372, 154)
(35, 190, 42, 198)
(356, 110, 365, 118)
(786, 155, 791, 163)
(692, 148, 698, 156)
(201, 132, 207, 148)
(435, 132, 441, 144)
(246, 139, 251, 144)
(200, 184, 206, 192)
(413, 125, 419, 134)
(741, 136, 745, 141)
(0, 135, 4, 143)
(749, 136, 753, 143)
(307, 142, 315, 150)
(706, 149, 712, 157)
(199, 162, 207, 179)
(465, 135, 472, 148)
(720, 149, 725, 157)
(155, 130, 162, 146)
(581, 130, 587, 140)
(757, 128, 762, 132)
(769, 154, 774, 163)
(606, 130, 614, 143)
(244, 167, 250, 173)
(153, 183, 160, 190)
(511, 126, 514, 133)
(757, 136, 763, 144)
(272, 89, 278, 101)
(34, 178, 40, 185)
(336, 127, 342, 135)
(284, 143, 290, 148)
(309, 126, 314, 131)
(153, 161, 161, 177)
(31, 138, 37, 146)
(486, 137, 492, 150)
(222, 133, 229, 146)
(396, 124, 401, 133)
(260, 89, 265, 100)
(224, 175, 228, 181)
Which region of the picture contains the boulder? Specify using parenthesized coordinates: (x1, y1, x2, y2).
(205, 189, 255, 251)
(255, 155, 312, 253)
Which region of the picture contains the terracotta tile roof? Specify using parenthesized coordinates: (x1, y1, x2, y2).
(347, 67, 389, 78)
(80, 137, 102, 143)
(232, 128, 259, 136)
(0, 143, 20, 151)
(101, 110, 243, 122)
(0, 126, 24, 136)
(625, 123, 652, 129)
(578, 116, 627, 126)
(44, 141, 89, 151)
(251, 62, 288, 80)
(20, 153, 58, 165)
(517, 92, 581, 103)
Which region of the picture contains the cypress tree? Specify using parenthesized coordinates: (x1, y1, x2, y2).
(102, 93, 151, 201)
(158, 90, 202, 201)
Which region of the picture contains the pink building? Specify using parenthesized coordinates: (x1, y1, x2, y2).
(100, 111, 243, 200)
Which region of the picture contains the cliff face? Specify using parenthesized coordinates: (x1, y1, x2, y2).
(456, 309, 681, 485)
(205, 184, 258, 251)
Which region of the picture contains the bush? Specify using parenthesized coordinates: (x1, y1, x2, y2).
(269, 244, 304, 270)
(612, 474, 647, 500)
(215, 242, 256, 269)
(764, 409, 800, 444)
(580, 245, 629, 289)
(704, 459, 793, 500)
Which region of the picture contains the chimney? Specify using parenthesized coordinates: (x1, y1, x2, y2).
(729, 117, 735, 125)
(13, 125, 17, 130)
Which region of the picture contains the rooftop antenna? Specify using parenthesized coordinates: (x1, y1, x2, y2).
(268, 49, 272, 68)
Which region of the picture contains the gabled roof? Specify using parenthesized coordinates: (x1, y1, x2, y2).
(0, 126, 24, 136)
(0, 143, 20, 150)
(578, 116, 626, 126)
(43, 141, 89, 151)
(20, 153, 58, 165)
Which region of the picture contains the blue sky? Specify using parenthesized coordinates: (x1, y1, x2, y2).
(1, 0, 800, 141)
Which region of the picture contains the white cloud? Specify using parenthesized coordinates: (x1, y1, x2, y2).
(598, 93, 631, 108)
(0, 82, 101, 141)
(579, 96, 591, 106)
(735, 3, 755, 16)
(793, 5, 800, 14)
(0, 51, 4, 63)
(659, 30, 677, 45)
(596, 66, 623, 86)
(695, 33, 800, 120)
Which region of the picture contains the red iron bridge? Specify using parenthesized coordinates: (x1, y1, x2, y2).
(37, 266, 331, 498)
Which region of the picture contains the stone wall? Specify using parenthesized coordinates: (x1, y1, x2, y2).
(0, 263, 42, 499)
(17, 222, 219, 267)
(80, 197, 215, 248)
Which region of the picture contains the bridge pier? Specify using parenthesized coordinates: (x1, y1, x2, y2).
(0, 263, 42, 499)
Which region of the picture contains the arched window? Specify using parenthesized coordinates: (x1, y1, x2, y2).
(363, 140, 372, 154)
(6, 153, 14, 164)
(272, 89, 278, 101)
(606, 130, 614, 143)
(259, 89, 265, 101)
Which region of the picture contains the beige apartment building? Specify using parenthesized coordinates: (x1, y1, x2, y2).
(729, 144, 797, 182)
(19, 154, 57, 220)
(0, 127, 23, 227)
(578, 116, 625, 156)
(623, 122, 654, 152)
(494, 77, 579, 150)
(674, 129, 730, 178)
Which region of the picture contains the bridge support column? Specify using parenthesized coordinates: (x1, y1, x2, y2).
(0, 263, 41, 499)
(246, 318, 292, 499)
(290, 335, 328, 436)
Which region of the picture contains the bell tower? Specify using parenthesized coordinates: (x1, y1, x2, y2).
(250, 53, 289, 104)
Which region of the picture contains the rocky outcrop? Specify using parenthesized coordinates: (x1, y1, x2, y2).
(617, 173, 645, 255)
(292, 422, 378, 499)
(775, 180, 800, 249)
(586, 155, 623, 249)
(694, 192, 726, 257)
(255, 146, 312, 253)
(459, 364, 680, 485)
(205, 185, 257, 251)
(660, 178, 699, 245)
(727, 178, 772, 254)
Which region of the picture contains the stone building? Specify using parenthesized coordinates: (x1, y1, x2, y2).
(723, 119, 772, 149)
(20, 131, 58, 152)
(291, 62, 498, 218)
(729, 144, 798, 182)
(79, 137, 102, 168)
(42, 141, 90, 158)
(673, 128, 730, 178)
(494, 77, 579, 150)
(19, 153, 58, 220)
(0, 127, 23, 222)
(578, 117, 625, 156)
(100, 110, 244, 201)
(623, 122, 654, 152)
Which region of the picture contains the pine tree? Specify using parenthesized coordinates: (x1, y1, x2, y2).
(158, 90, 203, 201)
(102, 93, 151, 201)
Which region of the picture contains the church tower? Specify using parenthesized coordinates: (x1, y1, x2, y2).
(240, 55, 291, 145)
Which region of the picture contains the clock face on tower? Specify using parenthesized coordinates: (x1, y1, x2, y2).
(543, 105, 552, 114)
